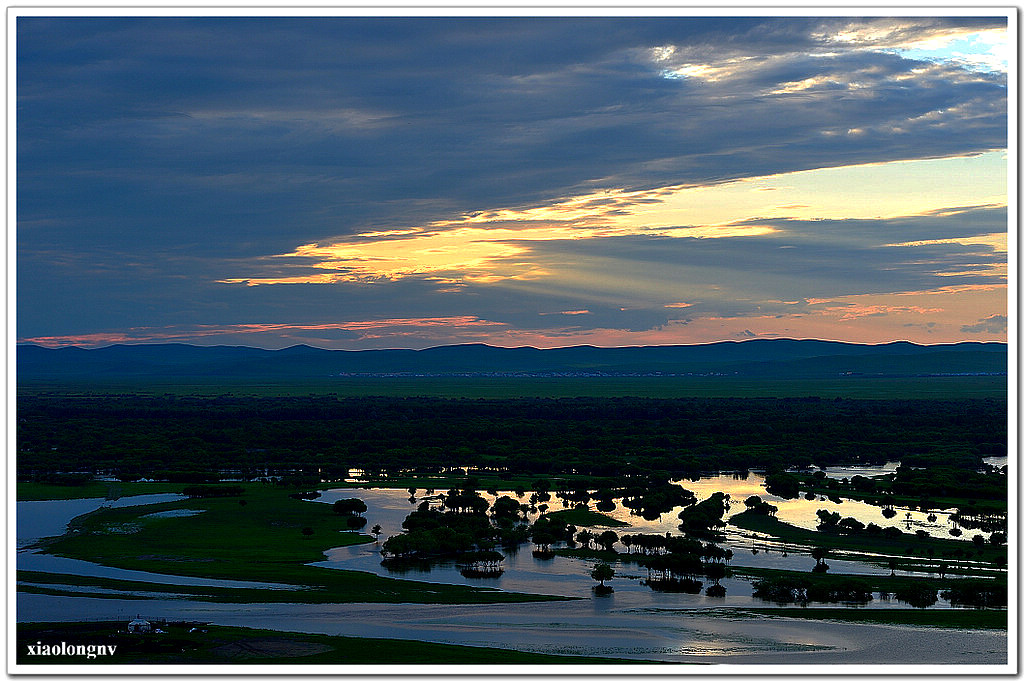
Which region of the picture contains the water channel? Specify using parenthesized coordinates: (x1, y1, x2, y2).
(15, 474, 1008, 666)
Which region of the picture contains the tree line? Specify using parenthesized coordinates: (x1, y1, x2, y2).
(17, 395, 1006, 481)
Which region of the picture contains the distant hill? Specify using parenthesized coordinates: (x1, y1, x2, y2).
(16, 339, 1007, 381)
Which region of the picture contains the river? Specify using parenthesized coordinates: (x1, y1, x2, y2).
(15, 488, 1008, 666)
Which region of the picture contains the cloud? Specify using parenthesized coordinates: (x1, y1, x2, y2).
(960, 314, 1007, 334)
(494, 205, 1005, 311)
(17, 201, 1005, 344)
(16, 16, 1009, 347)
(20, 316, 508, 349)
(19, 18, 1007, 253)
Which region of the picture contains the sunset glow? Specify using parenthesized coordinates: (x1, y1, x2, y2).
(17, 15, 1010, 349)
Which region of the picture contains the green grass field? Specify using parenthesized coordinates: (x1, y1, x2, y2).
(797, 483, 1007, 513)
(729, 564, 1003, 593)
(36, 484, 565, 605)
(17, 481, 186, 501)
(726, 607, 1006, 630)
(729, 510, 1007, 568)
(544, 508, 629, 527)
(17, 374, 1007, 399)
(17, 477, 588, 502)
(17, 622, 633, 665)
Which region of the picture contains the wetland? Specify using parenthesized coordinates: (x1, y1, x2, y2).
(16, 391, 1009, 666)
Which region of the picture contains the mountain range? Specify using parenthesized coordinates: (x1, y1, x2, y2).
(16, 339, 1008, 380)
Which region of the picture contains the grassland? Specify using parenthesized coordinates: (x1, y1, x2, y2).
(729, 565, 1003, 595)
(17, 374, 1007, 399)
(17, 481, 186, 501)
(727, 607, 1006, 630)
(729, 510, 1007, 568)
(17, 570, 276, 603)
(17, 477, 578, 502)
(544, 508, 629, 527)
(795, 479, 1008, 514)
(36, 484, 564, 605)
(17, 622, 633, 665)
(352, 473, 595, 494)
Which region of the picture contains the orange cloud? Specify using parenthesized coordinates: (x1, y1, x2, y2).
(823, 304, 945, 321)
(19, 317, 507, 348)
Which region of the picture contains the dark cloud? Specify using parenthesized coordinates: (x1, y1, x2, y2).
(733, 205, 1007, 245)
(16, 201, 1006, 341)
(960, 314, 1007, 334)
(504, 206, 1005, 299)
(16, 16, 1008, 344)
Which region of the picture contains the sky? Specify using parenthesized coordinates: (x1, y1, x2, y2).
(16, 15, 1011, 349)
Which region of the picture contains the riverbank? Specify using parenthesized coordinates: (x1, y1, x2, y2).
(732, 607, 1006, 630)
(17, 621, 634, 665)
(729, 509, 1007, 569)
(34, 486, 566, 605)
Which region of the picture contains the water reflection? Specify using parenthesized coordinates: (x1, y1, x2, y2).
(311, 487, 961, 609)
(17, 592, 1008, 664)
(16, 489, 1006, 662)
(592, 473, 986, 542)
(17, 493, 185, 548)
(17, 494, 296, 590)
(820, 461, 901, 479)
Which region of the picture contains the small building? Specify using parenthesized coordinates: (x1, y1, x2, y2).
(128, 618, 151, 634)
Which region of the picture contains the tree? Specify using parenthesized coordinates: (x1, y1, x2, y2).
(301, 527, 314, 538)
(333, 498, 367, 516)
(591, 562, 615, 588)
(764, 472, 800, 499)
(811, 545, 830, 572)
(816, 509, 841, 530)
(705, 561, 726, 585)
(531, 529, 555, 554)
(597, 530, 619, 552)
(491, 495, 523, 520)
(705, 561, 727, 597)
(371, 524, 383, 543)
(839, 517, 865, 533)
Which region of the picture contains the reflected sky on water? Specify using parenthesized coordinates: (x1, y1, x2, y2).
(17, 493, 184, 548)
(16, 488, 1007, 664)
(17, 495, 301, 590)
(310, 486, 967, 609)
(16, 592, 1008, 665)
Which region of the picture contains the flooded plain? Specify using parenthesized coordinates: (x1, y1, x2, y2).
(16, 477, 1009, 666)
(16, 592, 1007, 665)
(310, 481, 978, 609)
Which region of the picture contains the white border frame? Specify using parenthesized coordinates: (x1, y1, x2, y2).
(6, 6, 1018, 676)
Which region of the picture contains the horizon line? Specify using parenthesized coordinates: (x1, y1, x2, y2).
(15, 337, 1009, 353)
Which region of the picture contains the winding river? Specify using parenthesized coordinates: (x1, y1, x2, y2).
(15, 484, 1008, 666)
